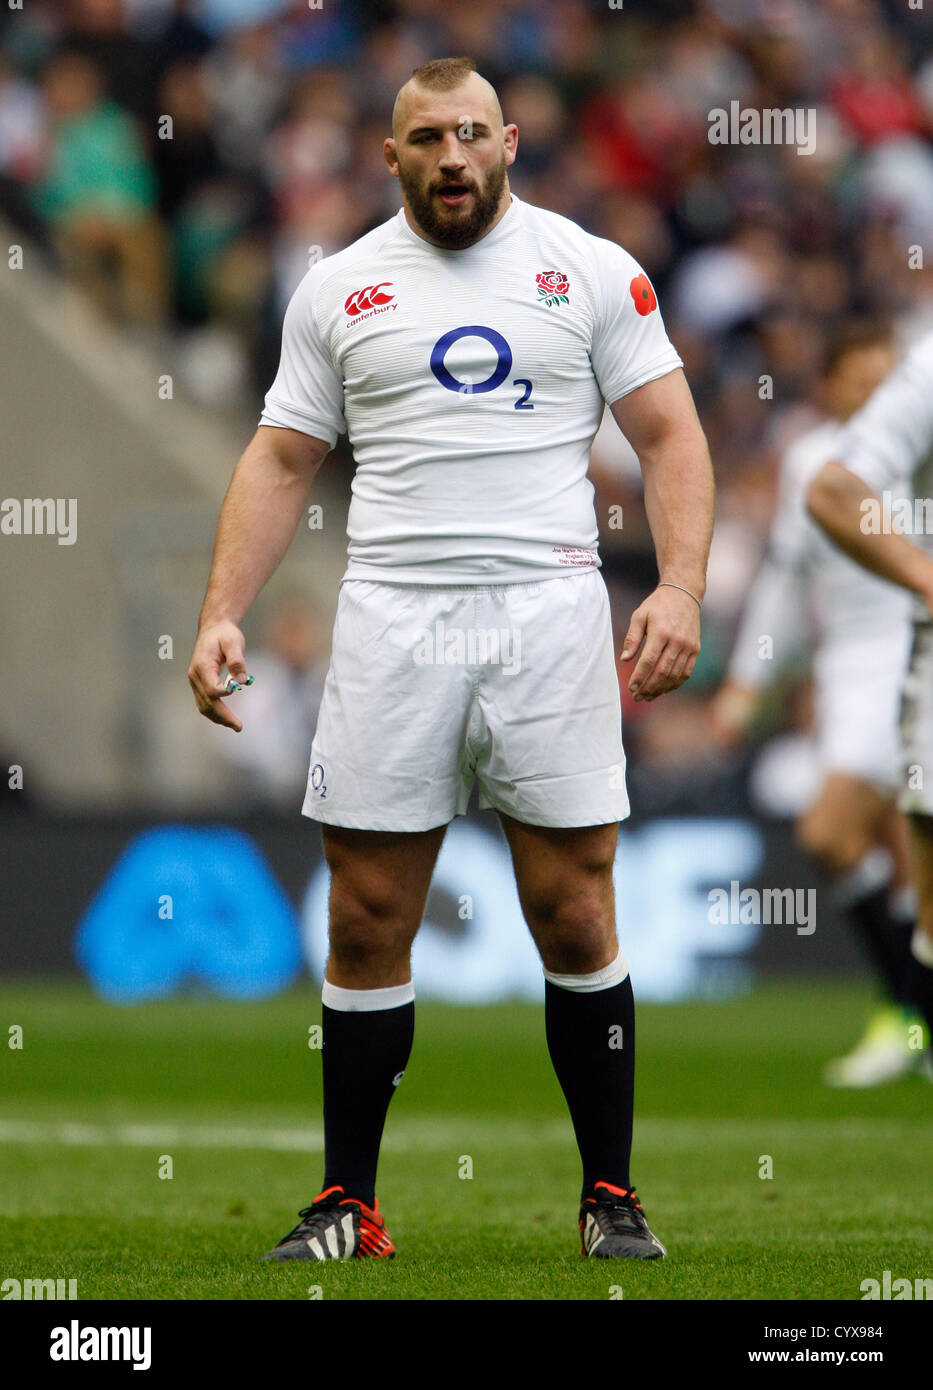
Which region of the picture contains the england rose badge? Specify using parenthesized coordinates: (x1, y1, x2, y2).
(536, 270, 570, 308)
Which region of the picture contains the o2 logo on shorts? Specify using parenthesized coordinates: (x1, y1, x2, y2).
(310, 763, 327, 799)
(429, 325, 534, 409)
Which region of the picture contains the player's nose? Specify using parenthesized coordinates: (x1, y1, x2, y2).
(438, 134, 467, 166)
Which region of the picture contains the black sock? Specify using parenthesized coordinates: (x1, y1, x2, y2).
(321, 998, 414, 1208)
(907, 935, 933, 1037)
(845, 885, 915, 1007)
(545, 973, 635, 1202)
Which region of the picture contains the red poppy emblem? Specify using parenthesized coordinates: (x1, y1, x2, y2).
(629, 273, 658, 316)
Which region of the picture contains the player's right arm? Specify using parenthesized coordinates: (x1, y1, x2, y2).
(806, 460, 933, 599)
(188, 425, 330, 731)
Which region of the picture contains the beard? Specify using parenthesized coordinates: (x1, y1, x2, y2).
(398, 153, 508, 249)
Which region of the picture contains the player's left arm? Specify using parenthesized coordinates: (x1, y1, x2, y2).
(609, 368, 714, 702)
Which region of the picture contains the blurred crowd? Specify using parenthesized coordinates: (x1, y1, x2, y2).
(2, 0, 933, 810)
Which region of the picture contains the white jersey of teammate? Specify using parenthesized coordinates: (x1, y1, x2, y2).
(729, 418, 911, 789)
(832, 331, 933, 810)
(259, 193, 683, 585)
(836, 331, 933, 605)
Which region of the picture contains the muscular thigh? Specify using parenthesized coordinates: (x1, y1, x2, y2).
(322, 823, 447, 985)
(498, 813, 619, 973)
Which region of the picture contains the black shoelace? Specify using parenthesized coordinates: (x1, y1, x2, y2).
(592, 1192, 646, 1234)
(276, 1198, 344, 1247)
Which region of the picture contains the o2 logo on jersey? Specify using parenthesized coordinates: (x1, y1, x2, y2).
(345, 282, 395, 316)
(309, 763, 327, 799)
(429, 325, 534, 409)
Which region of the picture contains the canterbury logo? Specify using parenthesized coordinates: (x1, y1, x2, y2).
(345, 283, 395, 315)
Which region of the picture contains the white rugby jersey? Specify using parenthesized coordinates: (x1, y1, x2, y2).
(836, 331, 933, 559)
(729, 419, 912, 687)
(259, 194, 683, 584)
(834, 332, 933, 624)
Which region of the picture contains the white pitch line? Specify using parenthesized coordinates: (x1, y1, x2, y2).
(0, 1117, 571, 1154)
(0, 1116, 928, 1154)
(0, 1119, 324, 1152)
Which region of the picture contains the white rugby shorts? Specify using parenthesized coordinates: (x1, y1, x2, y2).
(812, 624, 910, 792)
(302, 569, 629, 831)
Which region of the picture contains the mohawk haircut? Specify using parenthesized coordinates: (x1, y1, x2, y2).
(409, 56, 477, 89)
(392, 56, 502, 141)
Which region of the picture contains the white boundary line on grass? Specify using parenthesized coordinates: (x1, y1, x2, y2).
(0, 1117, 573, 1153)
(0, 1116, 928, 1154)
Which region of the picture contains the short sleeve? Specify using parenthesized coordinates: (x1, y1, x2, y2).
(259, 273, 346, 445)
(589, 243, 683, 406)
(836, 340, 933, 492)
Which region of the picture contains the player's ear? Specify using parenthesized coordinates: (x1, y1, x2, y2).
(384, 137, 400, 177)
(503, 123, 518, 167)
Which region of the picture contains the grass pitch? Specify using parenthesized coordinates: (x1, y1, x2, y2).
(0, 979, 930, 1300)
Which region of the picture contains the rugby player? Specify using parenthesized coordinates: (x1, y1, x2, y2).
(712, 322, 921, 1086)
(189, 57, 714, 1261)
(807, 328, 933, 1058)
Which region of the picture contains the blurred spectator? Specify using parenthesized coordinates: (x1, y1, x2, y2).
(30, 50, 168, 323)
(148, 1, 213, 62)
(829, 27, 929, 146)
(0, 49, 47, 237)
(62, 0, 165, 124)
(203, 21, 283, 175)
(153, 59, 222, 223)
(0, 50, 44, 181)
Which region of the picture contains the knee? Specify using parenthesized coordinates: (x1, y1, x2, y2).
(327, 877, 417, 969)
(795, 811, 864, 876)
(528, 890, 616, 975)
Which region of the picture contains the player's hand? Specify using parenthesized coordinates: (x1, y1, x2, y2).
(188, 620, 249, 732)
(708, 681, 758, 750)
(620, 585, 701, 702)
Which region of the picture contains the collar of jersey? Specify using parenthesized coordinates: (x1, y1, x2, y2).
(394, 193, 521, 254)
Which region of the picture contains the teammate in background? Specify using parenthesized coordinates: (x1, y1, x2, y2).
(807, 329, 933, 1057)
(711, 322, 923, 1086)
(189, 58, 714, 1261)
